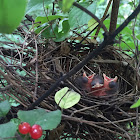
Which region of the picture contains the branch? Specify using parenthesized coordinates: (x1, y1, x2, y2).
(28, 3, 140, 110)
(109, 0, 120, 34)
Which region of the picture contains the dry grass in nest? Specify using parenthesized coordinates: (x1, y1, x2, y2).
(0, 29, 139, 140)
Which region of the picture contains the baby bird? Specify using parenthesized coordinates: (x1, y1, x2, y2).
(75, 72, 95, 92)
(75, 72, 118, 96)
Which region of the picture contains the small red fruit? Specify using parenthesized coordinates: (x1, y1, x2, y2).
(18, 122, 31, 135)
(30, 124, 43, 139)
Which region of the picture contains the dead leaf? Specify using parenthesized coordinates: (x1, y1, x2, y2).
(48, 124, 65, 140)
(60, 42, 70, 55)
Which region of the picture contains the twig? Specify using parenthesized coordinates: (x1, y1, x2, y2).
(62, 114, 131, 139)
(0, 85, 12, 92)
(94, 0, 113, 39)
(33, 27, 39, 99)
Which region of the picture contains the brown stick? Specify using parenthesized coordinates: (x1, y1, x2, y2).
(94, 0, 113, 39)
(109, 0, 120, 34)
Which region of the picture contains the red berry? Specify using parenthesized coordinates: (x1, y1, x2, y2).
(29, 124, 42, 139)
(18, 122, 31, 135)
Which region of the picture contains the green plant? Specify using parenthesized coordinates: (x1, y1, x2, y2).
(0, 0, 27, 33)
(0, 100, 62, 139)
(130, 98, 140, 108)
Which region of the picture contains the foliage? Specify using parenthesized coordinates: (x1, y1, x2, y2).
(18, 109, 62, 130)
(55, 87, 81, 109)
(0, 0, 139, 50)
(130, 98, 140, 108)
(0, 100, 11, 117)
(62, 0, 75, 13)
(0, 100, 62, 139)
(0, 0, 27, 33)
(0, 122, 17, 140)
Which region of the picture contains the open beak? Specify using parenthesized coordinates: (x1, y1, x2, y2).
(92, 83, 103, 88)
(83, 72, 95, 80)
(103, 74, 118, 82)
(103, 73, 118, 89)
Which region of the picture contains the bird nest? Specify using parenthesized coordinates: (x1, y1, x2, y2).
(0, 32, 139, 140)
(43, 42, 138, 140)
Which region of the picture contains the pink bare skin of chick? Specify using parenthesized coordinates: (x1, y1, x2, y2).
(76, 72, 118, 96)
(91, 73, 118, 96)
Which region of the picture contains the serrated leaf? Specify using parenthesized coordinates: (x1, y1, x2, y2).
(18, 109, 61, 130)
(62, 0, 75, 13)
(0, 100, 11, 117)
(26, 0, 54, 14)
(69, 2, 97, 28)
(0, 0, 27, 33)
(36, 110, 61, 130)
(55, 87, 81, 109)
(130, 98, 140, 108)
(0, 121, 17, 140)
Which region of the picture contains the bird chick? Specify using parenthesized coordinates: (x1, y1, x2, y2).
(91, 73, 118, 96)
(75, 72, 94, 92)
(75, 72, 118, 97)
(102, 73, 118, 95)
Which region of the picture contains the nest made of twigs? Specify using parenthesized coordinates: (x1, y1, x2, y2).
(0, 31, 139, 140)
(41, 42, 137, 140)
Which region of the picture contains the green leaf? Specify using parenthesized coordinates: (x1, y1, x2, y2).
(69, 2, 97, 28)
(35, 20, 70, 42)
(104, 20, 132, 35)
(18, 109, 62, 130)
(35, 15, 64, 27)
(119, 42, 140, 51)
(36, 110, 62, 130)
(62, 0, 75, 13)
(136, 34, 140, 40)
(11, 118, 21, 127)
(0, 100, 11, 117)
(0, 0, 27, 33)
(88, 18, 98, 31)
(35, 23, 57, 38)
(120, 26, 132, 35)
(103, 19, 110, 30)
(0, 121, 17, 140)
(18, 108, 46, 126)
(55, 87, 81, 109)
(54, 20, 70, 42)
(26, 0, 54, 14)
(130, 98, 140, 108)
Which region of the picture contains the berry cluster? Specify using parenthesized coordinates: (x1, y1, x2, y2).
(19, 122, 42, 139)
